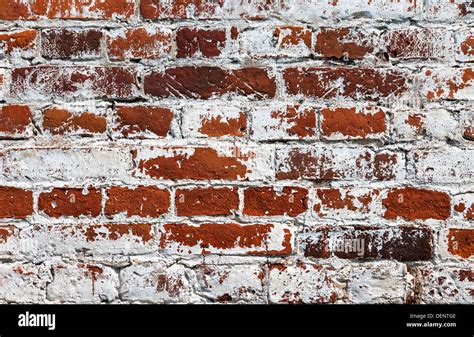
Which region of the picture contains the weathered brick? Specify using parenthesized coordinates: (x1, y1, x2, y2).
(1, 147, 132, 183)
(422, 0, 474, 22)
(105, 186, 170, 218)
(384, 28, 451, 60)
(33, 224, 155, 256)
(181, 104, 247, 138)
(159, 223, 292, 255)
(120, 258, 194, 303)
(391, 109, 460, 142)
(0, 187, 33, 219)
(0, 0, 135, 20)
(268, 263, 344, 304)
(455, 30, 474, 61)
(140, 0, 419, 21)
(447, 228, 473, 258)
(194, 264, 265, 303)
(46, 262, 118, 303)
(38, 188, 102, 218)
(0, 263, 49, 303)
(42, 106, 107, 136)
(300, 225, 433, 261)
(0, 0, 470, 306)
(140, 0, 225, 20)
(241, 26, 312, 58)
(144, 67, 276, 99)
(283, 67, 408, 100)
(313, 188, 380, 219)
(107, 27, 172, 60)
(345, 261, 410, 303)
(175, 187, 239, 216)
(420, 68, 474, 100)
(0, 225, 19, 255)
(113, 105, 173, 139)
(410, 148, 473, 183)
(461, 110, 474, 142)
(11, 66, 140, 101)
(419, 264, 473, 304)
(276, 146, 405, 181)
(133, 145, 273, 181)
(41, 29, 102, 60)
(0, 29, 36, 57)
(243, 186, 308, 217)
(314, 28, 376, 60)
(382, 187, 451, 221)
(0, 69, 4, 100)
(454, 194, 474, 220)
(140, 0, 276, 20)
(250, 104, 317, 141)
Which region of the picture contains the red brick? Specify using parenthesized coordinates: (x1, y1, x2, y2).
(447, 229, 473, 258)
(0, 29, 36, 55)
(0, 105, 32, 138)
(301, 225, 433, 261)
(464, 126, 474, 141)
(181, 104, 247, 138)
(159, 223, 292, 255)
(113, 105, 173, 138)
(321, 106, 386, 139)
(0, 0, 135, 20)
(105, 186, 170, 218)
(133, 146, 264, 181)
(176, 27, 226, 58)
(314, 28, 375, 60)
(43, 107, 106, 135)
(107, 27, 172, 60)
(144, 67, 276, 99)
(0, 187, 33, 219)
(38, 188, 101, 218)
(198, 113, 246, 137)
(11, 66, 139, 101)
(175, 187, 239, 216)
(382, 187, 451, 220)
(243, 187, 308, 216)
(41, 29, 102, 60)
(283, 67, 408, 100)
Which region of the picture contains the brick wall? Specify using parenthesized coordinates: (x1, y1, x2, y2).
(0, 0, 472, 304)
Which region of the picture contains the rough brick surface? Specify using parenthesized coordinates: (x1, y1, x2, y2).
(0, 0, 471, 305)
